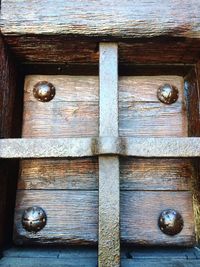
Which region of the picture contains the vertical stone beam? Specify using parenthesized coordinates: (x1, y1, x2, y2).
(98, 43, 120, 266)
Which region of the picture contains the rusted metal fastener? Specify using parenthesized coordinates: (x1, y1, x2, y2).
(158, 209, 184, 236)
(33, 81, 55, 102)
(22, 206, 47, 232)
(157, 84, 179, 104)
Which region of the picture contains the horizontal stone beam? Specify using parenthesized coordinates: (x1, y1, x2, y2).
(0, 137, 200, 158)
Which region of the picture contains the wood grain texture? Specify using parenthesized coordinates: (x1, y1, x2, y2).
(2, 247, 200, 267)
(18, 158, 192, 191)
(185, 62, 200, 241)
(22, 102, 98, 137)
(119, 101, 187, 137)
(3, 36, 200, 65)
(14, 190, 195, 246)
(120, 158, 192, 191)
(24, 75, 98, 102)
(1, 1, 200, 38)
(18, 158, 98, 190)
(23, 75, 186, 137)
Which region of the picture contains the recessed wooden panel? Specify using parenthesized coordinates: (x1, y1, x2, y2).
(16, 74, 193, 247)
(14, 191, 195, 246)
(23, 75, 186, 138)
(18, 158, 191, 191)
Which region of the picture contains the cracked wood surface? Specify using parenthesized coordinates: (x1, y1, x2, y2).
(14, 190, 195, 246)
(1, 1, 200, 39)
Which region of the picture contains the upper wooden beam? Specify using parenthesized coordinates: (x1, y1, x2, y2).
(1, 0, 200, 39)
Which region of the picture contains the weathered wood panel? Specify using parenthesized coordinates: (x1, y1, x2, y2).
(18, 158, 98, 190)
(23, 75, 186, 137)
(2, 247, 200, 267)
(119, 101, 187, 137)
(24, 100, 186, 138)
(185, 63, 200, 241)
(120, 158, 192, 191)
(22, 102, 98, 137)
(18, 158, 191, 191)
(3, 37, 200, 65)
(14, 191, 195, 246)
(25, 75, 183, 103)
(24, 75, 98, 102)
(1, 1, 200, 38)
(3, 247, 200, 267)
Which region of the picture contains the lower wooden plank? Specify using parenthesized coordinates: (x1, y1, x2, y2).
(14, 190, 195, 246)
(18, 158, 99, 190)
(0, 257, 97, 267)
(1, 257, 200, 267)
(2, 247, 200, 267)
(18, 158, 191, 191)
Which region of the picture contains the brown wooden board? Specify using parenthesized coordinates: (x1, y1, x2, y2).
(1, 1, 200, 39)
(3, 37, 200, 65)
(18, 158, 192, 191)
(184, 62, 200, 241)
(14, 190, 195, 246)
(2, 247, 200, 267)
(22, 75, 186, 138)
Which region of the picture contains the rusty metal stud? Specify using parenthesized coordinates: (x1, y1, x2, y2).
(158, 209, 184, 236)
(22, 206, 47, 232)
(157, 84, 179, 104)
(33, 81, 55, 102)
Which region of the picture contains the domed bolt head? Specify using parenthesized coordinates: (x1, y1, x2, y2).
(158, 209, 184, 236)
(33, 81, 55, 102)
(22, 206, 47, 232)
(157, 84, 179, 104)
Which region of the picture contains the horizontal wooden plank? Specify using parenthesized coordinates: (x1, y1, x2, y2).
(22, 102, 98, 137)
(1, 137, 200, 158)
(120, 158, 192, 191)
(14, 190, 195, 246)
(23, 101, 186, 138)
(24, 75, 99, 102)
(119, 101, 187, 137)
(1, 1, 200, 38)
(24, 75, 183, 103)
(18, 158, 191, 191)
(18, 158, 98, 190)
(1, 257, 200, 267)
(3, 37, 200, 64)
(119, 76, 183, 102)
(3, 246, 200, 267)
(4, 246, 200, 260)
